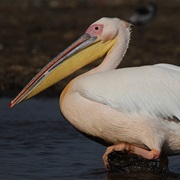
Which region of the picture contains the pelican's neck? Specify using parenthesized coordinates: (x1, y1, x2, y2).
(89, 26, 131, 74)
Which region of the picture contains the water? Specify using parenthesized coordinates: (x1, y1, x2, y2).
(0, 98, 179, 179)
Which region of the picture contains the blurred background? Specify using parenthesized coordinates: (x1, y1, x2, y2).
(0, 1, 180, 179)
(0, 0, 179, 97)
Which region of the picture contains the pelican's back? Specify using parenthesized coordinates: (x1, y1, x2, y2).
(77, 64, 180, 120)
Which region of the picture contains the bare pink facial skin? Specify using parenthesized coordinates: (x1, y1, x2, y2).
(85, 24, 103, 37)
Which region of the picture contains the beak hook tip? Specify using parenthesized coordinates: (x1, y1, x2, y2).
(9, 101, 14, 108)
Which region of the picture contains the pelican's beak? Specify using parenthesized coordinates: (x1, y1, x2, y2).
(10, 33, 116, 108)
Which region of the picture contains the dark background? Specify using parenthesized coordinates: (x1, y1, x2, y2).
(0, 0, 179, 97)
(0, 1, 179, 179)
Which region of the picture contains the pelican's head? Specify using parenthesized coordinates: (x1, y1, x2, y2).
(87, 17, 130, 42)
(10, 17, 130, 108)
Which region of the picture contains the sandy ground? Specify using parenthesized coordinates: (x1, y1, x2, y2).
(0, 0, 179, 97)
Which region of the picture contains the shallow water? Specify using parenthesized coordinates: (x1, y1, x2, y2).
(0, 98, 179, 179)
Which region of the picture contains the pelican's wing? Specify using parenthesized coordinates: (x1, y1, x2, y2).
(77, 64, 180, 120)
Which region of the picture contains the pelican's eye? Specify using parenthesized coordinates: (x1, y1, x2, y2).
(95, 26, 99, 30)
(93, 25, 103, 33)
(86, 24, 103, 37)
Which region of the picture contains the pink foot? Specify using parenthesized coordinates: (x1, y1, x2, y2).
(103, 142, 160, 170)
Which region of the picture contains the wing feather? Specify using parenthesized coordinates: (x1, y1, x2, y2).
(77, 64, 180, 120)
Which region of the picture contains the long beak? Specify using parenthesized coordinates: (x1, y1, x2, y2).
(10, 33, 116, 108)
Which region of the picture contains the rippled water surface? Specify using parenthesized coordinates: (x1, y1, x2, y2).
(0, 98, 179, 179)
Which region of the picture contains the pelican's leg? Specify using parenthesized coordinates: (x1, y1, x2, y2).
(103, 142, 160, 170)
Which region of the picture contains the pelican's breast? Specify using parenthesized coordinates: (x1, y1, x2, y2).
(60, 66, 180, 154)
(60, 78, 152, 149)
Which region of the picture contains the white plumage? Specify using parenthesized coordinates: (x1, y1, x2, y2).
(10, 17, 180, 169)
(77, 64, 180, 120)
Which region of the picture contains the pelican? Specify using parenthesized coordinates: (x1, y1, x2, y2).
(10, 17, 180, 170)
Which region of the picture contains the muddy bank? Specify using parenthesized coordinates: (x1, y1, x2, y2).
(0, 0, 179, 97)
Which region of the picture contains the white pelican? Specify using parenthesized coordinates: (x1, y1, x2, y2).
(10, 17, 180, 170)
